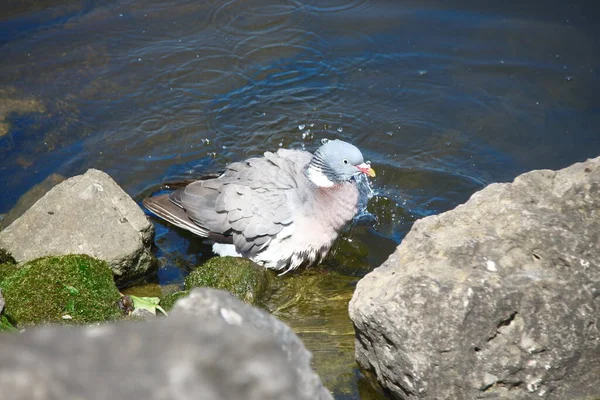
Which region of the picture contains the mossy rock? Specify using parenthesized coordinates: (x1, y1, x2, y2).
(185, 257, 272, 305)
(0, 314, 16, 332)
(1, 254, 122, 327)
(160, 290, 190, 311)
(0, 262, 17, 284)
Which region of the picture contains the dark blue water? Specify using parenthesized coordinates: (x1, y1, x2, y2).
(1, 0, 599, 397)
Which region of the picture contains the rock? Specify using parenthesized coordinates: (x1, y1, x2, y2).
(1, 255, 122, 327)
(349, 157, 600, 399)
(0, 288, 333, 400)
(185, 256, 271, 304)
(0, 287, 4, 314)
(173, 288, 333, 400)
(0, 169, 155, 285)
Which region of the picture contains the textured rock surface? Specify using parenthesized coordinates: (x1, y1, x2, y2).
(173, 288, 334, 400)
(0, 288, 333, 400)
(349, 157, 600, 399)
(0, 169, 155, 285)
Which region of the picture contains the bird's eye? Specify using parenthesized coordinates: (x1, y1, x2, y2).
(342, 159, 349, 165)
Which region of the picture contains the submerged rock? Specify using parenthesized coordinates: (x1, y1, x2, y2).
(1, 173, 66, 229)
(185, 256, 271, 305)
(0, 288, 333, 400)
(0, 87, 45, 137)
(349, 157, 600, 399)
(0, 169, 155, 285)
(1, 254, 122, 327)
(173, 288, 333, 400)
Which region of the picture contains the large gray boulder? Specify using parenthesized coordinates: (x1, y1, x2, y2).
(0, 169, 154, 285)
(172, 288, 333, 400)
(349, 157, 600, 399)
(0, 288, 332, 400)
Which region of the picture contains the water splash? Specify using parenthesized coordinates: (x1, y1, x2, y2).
(354, 172, 375, 222)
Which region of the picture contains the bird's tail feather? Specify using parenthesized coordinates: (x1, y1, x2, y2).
(143, 194, 209, 237)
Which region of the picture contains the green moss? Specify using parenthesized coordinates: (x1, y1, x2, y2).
(0, 262, 17, 284)
(0, 314, 16, 332)
(185, 257, 272, 305)
(1, 254, 122, 327)
(160, 290, 189, 311)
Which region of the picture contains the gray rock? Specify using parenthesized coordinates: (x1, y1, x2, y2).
(173, 288, 334, 400)
(0, 169, 155, 285)
(0, 288, 4, 314)
(0, 288, 333, 400)
(349, 157, 600, 399)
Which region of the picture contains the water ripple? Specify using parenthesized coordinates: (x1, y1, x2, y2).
(209, 0, 305, 36)
(293, 0, 374, 14)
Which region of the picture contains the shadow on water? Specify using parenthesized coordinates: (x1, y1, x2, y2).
(2, 0, 600, 398)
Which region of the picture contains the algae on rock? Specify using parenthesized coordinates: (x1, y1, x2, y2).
(1, 254, 122, 327)
(160, 290, 190, 311)
(185, 257, 271, 305)
(0, 261, 17, 284)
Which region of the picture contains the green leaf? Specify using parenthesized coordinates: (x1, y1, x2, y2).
(129, 295, 168, 316)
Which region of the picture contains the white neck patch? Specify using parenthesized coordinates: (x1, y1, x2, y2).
(306, 165, 334, 187)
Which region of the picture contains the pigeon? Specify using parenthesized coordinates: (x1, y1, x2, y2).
(143, 139, 375, 273)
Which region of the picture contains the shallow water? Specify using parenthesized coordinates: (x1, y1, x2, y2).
(1, 0, 599, 398)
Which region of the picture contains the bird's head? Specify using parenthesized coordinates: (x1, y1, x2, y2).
(307, 139, 376, 187)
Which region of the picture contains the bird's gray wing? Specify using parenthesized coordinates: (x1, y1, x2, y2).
(179, 149, 313, 256)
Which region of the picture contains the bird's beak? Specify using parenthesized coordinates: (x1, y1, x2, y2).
(356, 163, 376, 177)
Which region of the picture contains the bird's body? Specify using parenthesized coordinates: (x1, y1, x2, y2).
(143, 140, 375, 273)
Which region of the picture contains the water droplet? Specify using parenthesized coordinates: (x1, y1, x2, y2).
(321, 138, 329, 145)
(138, 58, 142, 62)
(386, 132, 393, 137)
(119, 13, 123, 17)
(565, 76, 573, 81)
(278, 142, 283, 147)
(298, 124, 305, 130)
(417, 70, 428, 76)
(337, 127, 343, 132)
(309, 123, 314, 128)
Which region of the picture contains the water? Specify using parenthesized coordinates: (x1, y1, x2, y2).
(1, 0, 599, 398)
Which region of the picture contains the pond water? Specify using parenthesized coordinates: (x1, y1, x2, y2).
(1, 0, 599, 398)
